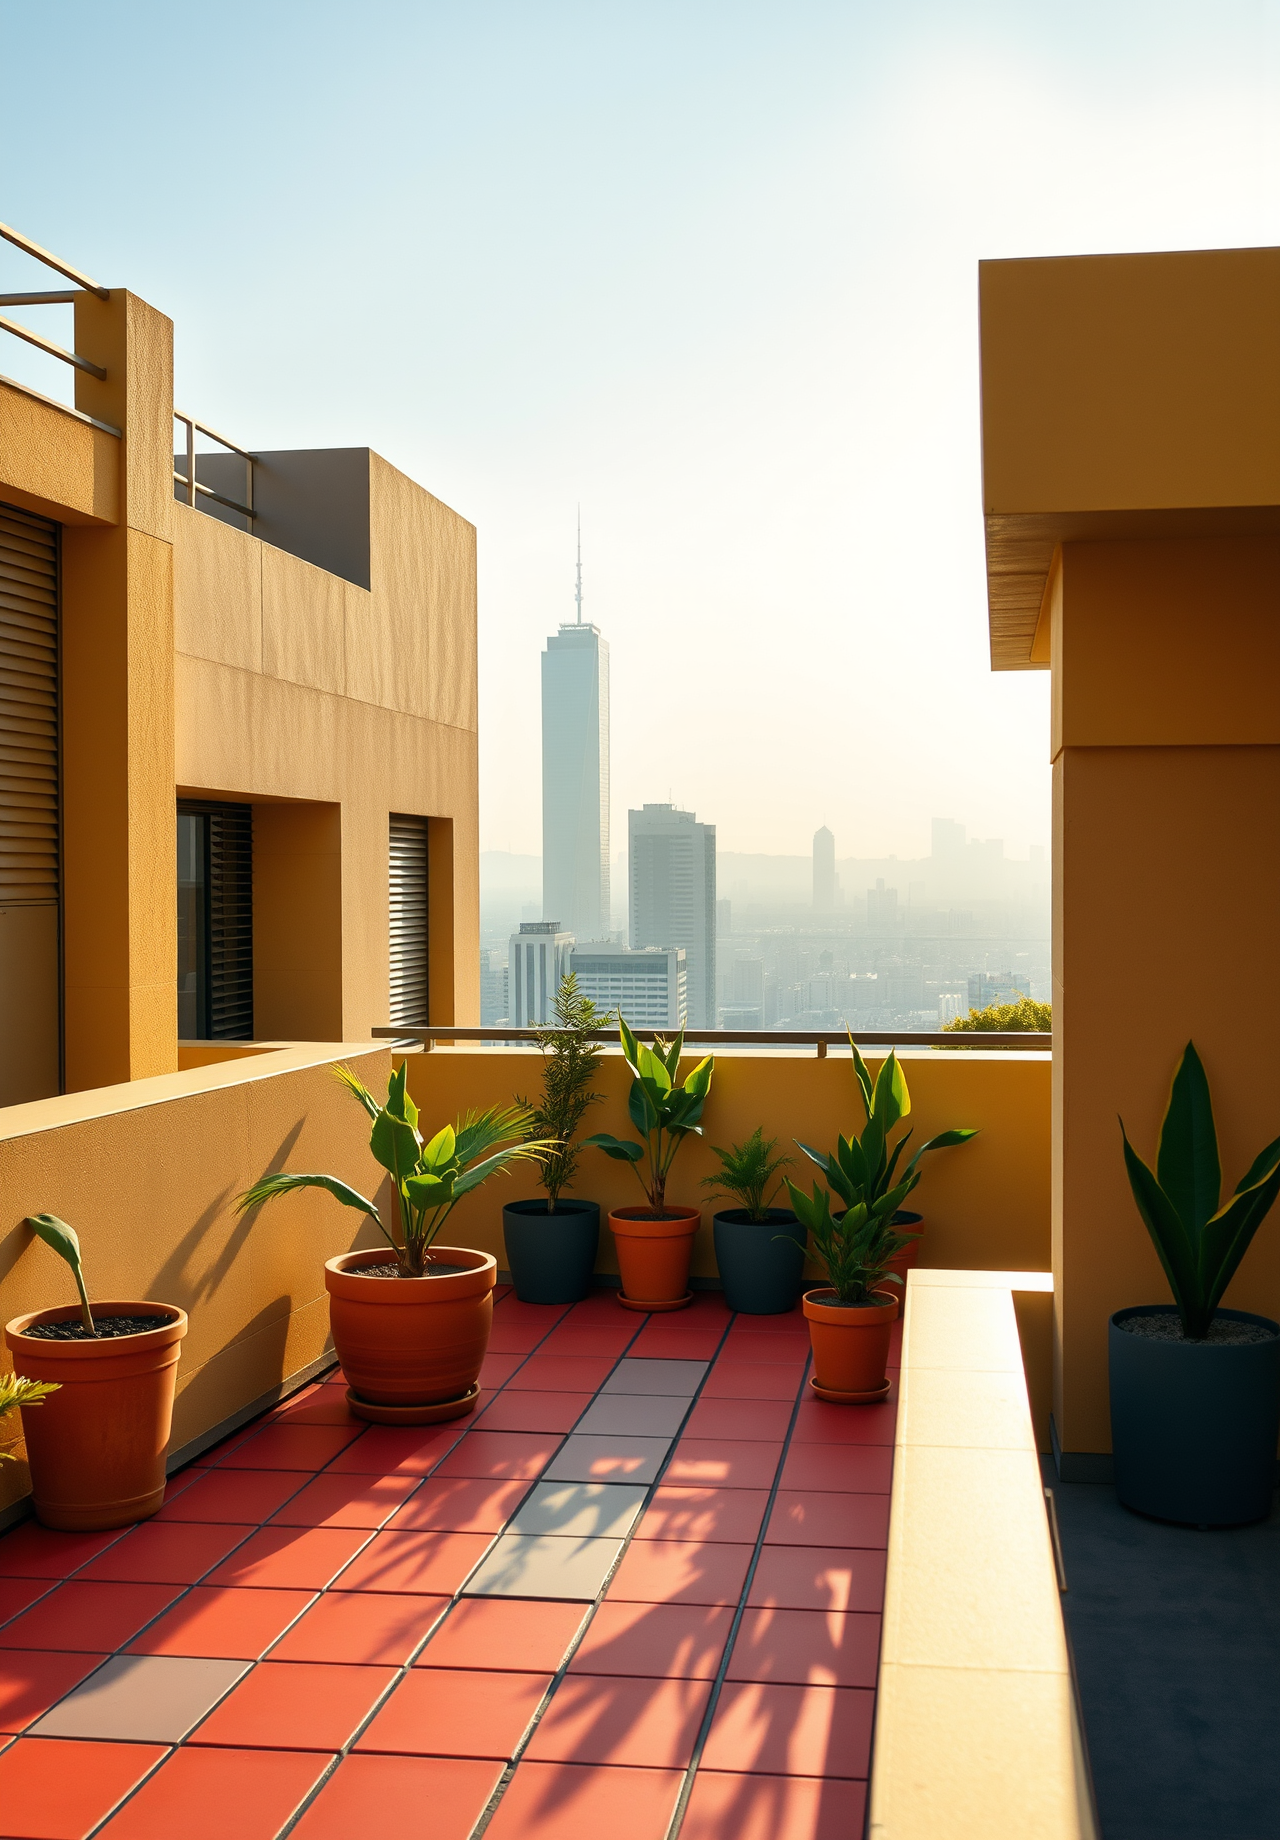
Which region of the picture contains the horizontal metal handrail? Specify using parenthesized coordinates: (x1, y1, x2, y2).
(0, 311, 105, 380)
(0, 291, 80, 307)
(171, 470, 254, 519)
(173, 408, 253, 460)
(0, 222, 109, 298)
(174, 409, 255, 521)
(373, 1024, 1051, 1056)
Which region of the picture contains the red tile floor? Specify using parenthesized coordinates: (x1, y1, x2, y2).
(0, 1286, 900, 1840)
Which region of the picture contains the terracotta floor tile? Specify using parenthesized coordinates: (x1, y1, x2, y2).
(0, 1578, 54, 1626)
(791, 1400, 897, 1446)
(189, 1659, 396, 1750)
(516, 1354, 616, 1392)
(720, 1331, 809, 1364)
(606, 1539, 752, 1607)
(747, 1547, 887, 1614)
(386, 1476, 530, 1534)
(726, 1607, 881, 1688)
(0, 1524, 125, 1579)
(31, 1653, 250, 1743)
(486, 1326, 553, 1356)
(680, 1769, 868, 1839)
(563, 1294, 634, 1322)
(415, 1596, 585, 1672)
(765, 1491, 890, 1549)
(0, 1581, 183, 1653)
(154, 1468, 306, 1523)
(355, 1665, 550, 1758)
(664, 1439, 783, 1491)
(493, 1301, 571, 1330)
(204, 1526, 371, 1590)
(701, 1680, 874, 1778)
(0, 1735, 167, 1838)
(330, 1530, 492, 1595)
(433, 1431, 562, 1480)
(268, 1592, 450, 1664)
(213, 1423, 363, 1469)
(635, 1486, 770, 1545)
(269, 1473, 421, 1529)
(479, 1351, 528, 1384)
(483, 1760, 684, 1840)
(125, 1585, 317, 1658)
(266, 1389, 359, 1426)
(288, 1753, 503, 1839)
(76, 1522, 255, 1585)
(326, 1425, 466, 1476)
(0, 1650, 109, 1734)
(703, 1361, 804, 1400)
(778, 1443, 893, 1495)
(683, 1397, 794, 1442)
(98, 1745, 332, 1840)
(625, 1331, 721, 1361)
(539, 1326, 635, 1357)
(474, 1391, 592, 1434)
(524, 1673, 711, 1768)
(569, 1601, 733, 1679)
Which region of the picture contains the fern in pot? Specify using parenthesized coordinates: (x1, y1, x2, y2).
(702, 1129, 801, 1315)
(506, 973, 609, 1304)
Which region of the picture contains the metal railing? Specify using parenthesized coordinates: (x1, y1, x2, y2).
(373, 1023, 1051, 1057)
(173, 410, 255, 522)
(0, 222, 120, 433)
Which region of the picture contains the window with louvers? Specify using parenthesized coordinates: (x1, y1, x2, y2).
(389, 813, 429, 1027)
(176, 799, 253, 1039)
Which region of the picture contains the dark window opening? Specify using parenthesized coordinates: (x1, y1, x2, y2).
(177, 799, 253, 1039)
(389, 813, 429, 1027)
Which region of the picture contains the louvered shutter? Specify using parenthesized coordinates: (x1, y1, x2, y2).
(389, 813, 429, 1026)
(207, 803, 253, 1038)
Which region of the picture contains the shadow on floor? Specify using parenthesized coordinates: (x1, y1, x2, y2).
(1048, 1460, 1280, 1840)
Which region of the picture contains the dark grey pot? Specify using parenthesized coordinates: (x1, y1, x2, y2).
(712, 1208, 806, 1315)
(502, 1199, 600, 1305)
(1109, 1304, 1280, 1526)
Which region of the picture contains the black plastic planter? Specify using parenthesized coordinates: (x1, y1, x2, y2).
(1109, 1304, 1280, 1526)
(713, 1208, 806, 1315)
(502, 1199, 600, 1305)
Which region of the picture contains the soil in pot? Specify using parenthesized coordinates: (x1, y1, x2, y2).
(713, 1209, 805, 1314)
(609, 1207, 699, 1309)
(503, 1199, 600, 1305)
(325, 1246, 497, 1423)
(5, 1302, 188, 1532)
(803, 1287, 898, 1398)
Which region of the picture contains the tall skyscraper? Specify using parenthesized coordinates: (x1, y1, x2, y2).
(541, 519, 610, 941)
(628, 803, 717, 1027)
(813, 826, 835, 911)
(508, 920, 575, 1025)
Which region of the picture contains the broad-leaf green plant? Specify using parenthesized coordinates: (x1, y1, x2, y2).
(586, 1019, 714, 1214)
(0, 1372, 59, 1461)
(238, 1063, 555, 1277)
(701, 1127, 793, 1222)
(516, 973, 610, 1213)
(1120, 1041, 1280, 1340)
(27, 1215, 96, 1336)
(785, 1180, 906, 1304)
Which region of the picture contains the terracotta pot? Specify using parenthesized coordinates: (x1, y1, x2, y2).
(884, 1209, 924, 1280)
(5, 1302, 187, 1532)
(802, 1287, 898, 1399)
(325, 1246, 496, 1422)
(609, 1206, 700, 1310)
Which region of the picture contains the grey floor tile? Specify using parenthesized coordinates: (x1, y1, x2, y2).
(601, 1358, 709, 1396)
(510, 1481, 649, 1540)
(464, 1532, 625, 1600)
(575, 1394, 690, 1439)
(543, 1434, 672, 1486)
(30, 1653, 250, 1743)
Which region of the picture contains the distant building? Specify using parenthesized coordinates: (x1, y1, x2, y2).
(813, 826, 836, 911)
(541, 531, 609, 941)
(571, 942, 685, 1029)
(628, 803, 717, 1027)
(716, 898, 733, 936)
(479, 950, 506, 1025)
(721, 956, 764, 1028)
(866, 878, 899, 931)
(508, 920, 574, 1025)
(938, 991, 968, 1026)
(968, 970, 1031, 1010)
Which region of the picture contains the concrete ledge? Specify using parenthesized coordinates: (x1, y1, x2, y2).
(870, 1268, 1096, 1840)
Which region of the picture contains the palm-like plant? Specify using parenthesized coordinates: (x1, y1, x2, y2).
(238, 1063, 554, 1277)
(516, 973, 609, 1213)
(586, 1019, 714, 1213)
(1120, 1041, 1280, 1340)
(701, 1128, 793, 1222)
(0, 1372, 59, 1462)
(786, 1179, 906, 1304)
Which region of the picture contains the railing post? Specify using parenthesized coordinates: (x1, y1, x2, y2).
(185, 416, 195, 508)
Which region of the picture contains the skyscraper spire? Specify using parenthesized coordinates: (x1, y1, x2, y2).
(575, 505, 583, 624)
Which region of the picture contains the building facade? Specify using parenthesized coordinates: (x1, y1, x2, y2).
(813, 825, 835, 910)
(507, 920, 574, 1025)
(570, 942, 685, 1029)
(627, 803, 716, 1027)
(541, 619, 610, 942)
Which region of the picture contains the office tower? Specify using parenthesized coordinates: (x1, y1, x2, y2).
(570, 942, 686, 1029)
(508, 920, 575, 1025)
(541, 521, 610, 940)
(628, 803, 717, 1027)
(813, 826, 835, 911)
(478, 949, 505, 1025)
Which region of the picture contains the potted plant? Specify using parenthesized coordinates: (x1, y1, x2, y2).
(1114, 1041, 1280, 1526)
(786, 1179, 906, 1401)
(506, 973, 609, 1305)
(701, 1128, 802, 1315)
(239, 1064, 552, 1424)
(586, 1020, 714, 1311)
(4, 1216, 188, 1530)
(797, 1044, 978, 1277)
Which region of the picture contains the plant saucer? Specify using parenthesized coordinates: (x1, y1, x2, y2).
(617, 1291, 693, 1314)
(808, 1376, 892, 1405)
(346, 1380, 480, 1424)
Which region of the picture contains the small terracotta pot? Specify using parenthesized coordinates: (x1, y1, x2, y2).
(609, 1206, 700, 1309)
(802, 1287, 898, 1399)
(325, 1246, 496, 1421)
(5, 1302, 187, 1531)
(884, 1209, 923, 1280)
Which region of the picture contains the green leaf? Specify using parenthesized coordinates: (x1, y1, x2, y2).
(1156, 1043, 1220, 1237)
(1120, 1123, 1202, 1330)
(681, 1056, 714, 1101)
(370, 1110, 423, 1186)
(1200, 1160, 1280, 1314)
(237, 1171, 384, 1225)
(628, 1078, 660, 1137)
(619, 1016, 643, 1079)
(334, 1064, 380, 1120)
(1232, 1131, 1280, 1198)
(636, 1044, 673, 1097)
(451, 1139, 555, 1198)
(660, 1032, 685, 1078)
(454, 1107, 533, 1168)
(28, 1214, 96, 1336)
(850, 1040, 874, 1119)
(419, 1124, 458, 1175)
(385, 1061, 419, 1132)
(871, 1051, 910, 1130)
(586, 1132, 645, 1163)
(404, 1170, 455, 1210)
(904, 1126, 980, 1176)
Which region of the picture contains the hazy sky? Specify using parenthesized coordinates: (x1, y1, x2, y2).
(4, 3, 1279, 859)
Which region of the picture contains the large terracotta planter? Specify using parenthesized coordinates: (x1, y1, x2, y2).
(325, 1246, 496, 1423)
(609, 1206, 700, 1311)
(883, 1209, 924, 1281)
(5, 1302, 187, 1531)
(803, 1287, 898, 1402)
